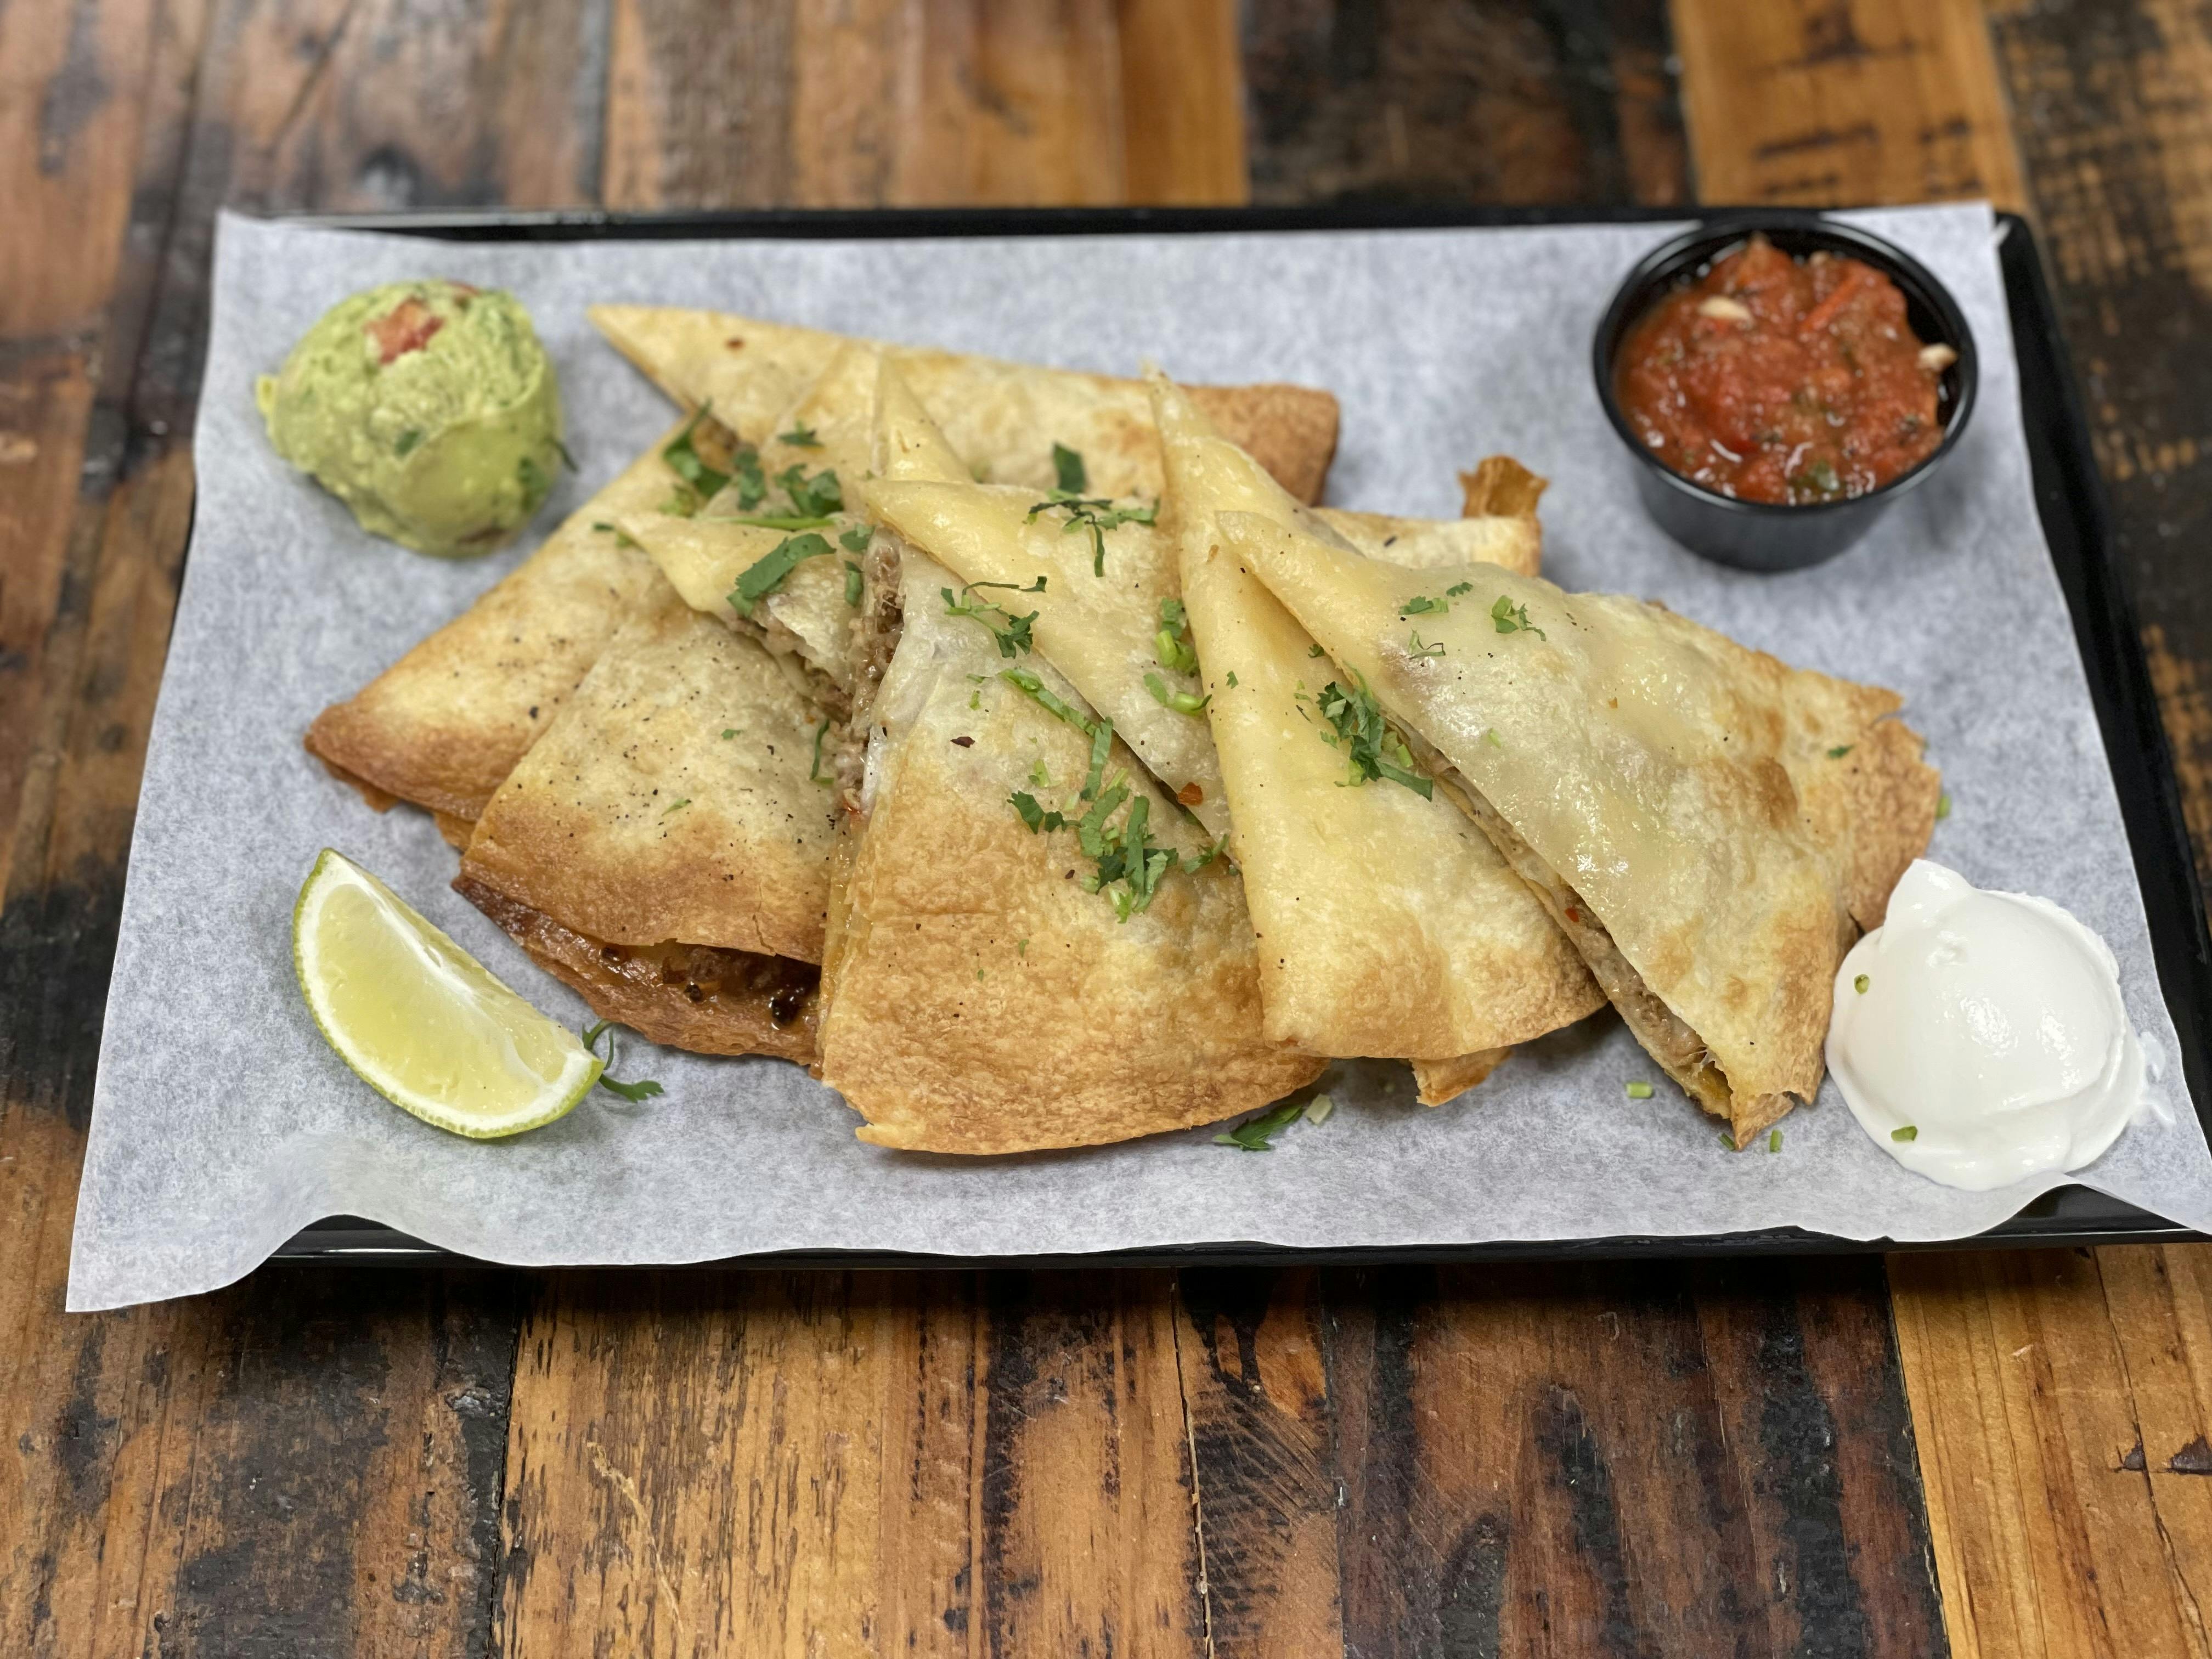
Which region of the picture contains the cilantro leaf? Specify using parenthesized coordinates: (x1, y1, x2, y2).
(591, 521, 641, 550)
(1214, 1098, 1306, 1150)
(1445, 581, 1474, 597)
(731, 532, 834, 617)
(1155, 597, 1200, 674)
(844, 560, 864, 607)
(777, 464, 843, 518)
(1026, 493, 1159, 577)
(1307, 673, 1432, 798)
(1052, 443, 1087, 494)
(778, 422, 821, 448)
(581, 1020, 665, 1103)
(839, 525, 872, 552)
(943, 579, 1043, 658)
(1491, 594, 1545, 639)
(1400, 594, 1449, 616)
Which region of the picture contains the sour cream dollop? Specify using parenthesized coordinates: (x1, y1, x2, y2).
(1827, 860, 2148, 1190)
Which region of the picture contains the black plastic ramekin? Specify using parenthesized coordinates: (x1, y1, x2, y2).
(1592, 212, 1979, 572)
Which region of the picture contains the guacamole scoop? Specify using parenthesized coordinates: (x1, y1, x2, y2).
(255, 279, 563, 557)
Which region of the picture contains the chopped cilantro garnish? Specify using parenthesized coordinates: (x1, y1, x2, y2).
(1029, 759, 1051, 787)
(731, 532, 833, 617)
(777, 464, 843, 518)
(591, 521, 642, 550)
(1144, 673, 1209, 716)
(1307, 673, 1432, 798)
(1026, 493, 1159, 577)
(582, 1020, 665, 1103)
(1225, 670, 1238, 689)
(1718, 1130, 1738, 1150)
(1483, 727, 1503, 749)
(664, 403, 732, 500)
(1790, 457, 1843, 500)
(661, 798, 691, 816)
(943, 578, 1044, 658)
(721, 729, 737, 740)
(517, 454, 549, 503)
(777, 422, 821, 448)
(1828, 744, 1854, 759)
(1307, 644, 1325, 659)
(1626, 1081, 1653, 1099)
(1009, 791, 1068, 833)
(1491, 595, 1545, 639)
(844, 561, 864, 606)
(1155, 597, 1200, 674)
(1215, 1098, 1306, 1150)
(394, 428, 422, 456)
(1767, 1129, 1782, 1153)
(1408, 630, 1445, 659)
(1401, 594, 1449, 616)
(1446, 581, 1473, 597)
(1052, 442, 1087, 494)
(1892, 1125, 1918, 1143)
(809, 718, 832, 783)
(839, 524, 872, 553)
(702, 513, 837, 531)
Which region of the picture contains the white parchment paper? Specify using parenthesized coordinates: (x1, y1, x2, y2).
(67, 204, 2212, 1308)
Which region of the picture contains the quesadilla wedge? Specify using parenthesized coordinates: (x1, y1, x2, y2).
(591, 303, 1341, 503)
(1221, 514, 1939, 1141)
(1149, 377, 1603, 1084)
(860, 366, 1570, 861)
(815, 549, 1321, 1154)
(306, 427, 684, 823)
(614, 341, 884, 712)
(453, 583, 837, 1059)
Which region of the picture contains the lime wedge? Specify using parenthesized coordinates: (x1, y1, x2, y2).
(292, 849, 601, 1138)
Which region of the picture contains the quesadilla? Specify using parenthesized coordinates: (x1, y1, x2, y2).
(453, 583, 837, 1059)
(1222, 514, 1939, 1141)
(591, 303, 1341, 504)
(815, 549, 1322, 1153)
(306, 428, 684, 824)
(613, 341, 884, 712)
(1147, 377, 1602, 1092)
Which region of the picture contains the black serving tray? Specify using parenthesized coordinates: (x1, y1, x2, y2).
(270, 204, 2212, 1266)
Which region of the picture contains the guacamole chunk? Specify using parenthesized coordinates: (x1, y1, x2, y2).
(255, 279, 563, 557)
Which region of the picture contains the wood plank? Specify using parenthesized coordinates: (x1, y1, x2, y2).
(0, 0, 624, 1651)
(1173, 1262, 1942, 1656)
(1115, 0, 1246, 206)
(1670, 0, 2027, 211)
(1669, 10, 2212, 1658)
(1242, 0, 1686, 206)
(498, 1271, 1203, 1657)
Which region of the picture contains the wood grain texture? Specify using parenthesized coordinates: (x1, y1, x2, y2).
(1242, 0, 1687, 206)
(1678, 5, 2212, 1658)
(1671, 0, 2026, 211)
(1, 0, 587, 1651)
(498, 1272, 1204, 1658)
(1176, 1262, 1943, 1657)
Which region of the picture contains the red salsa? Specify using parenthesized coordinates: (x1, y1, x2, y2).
(1615, 235, 1954, 505)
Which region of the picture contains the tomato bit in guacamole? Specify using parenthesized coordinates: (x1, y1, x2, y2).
(256, 279, 563, 557)
(1615, 235, 1956, 506)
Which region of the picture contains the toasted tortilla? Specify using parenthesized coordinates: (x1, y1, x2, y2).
(858, 365, 1559, 857)
(458, 585, 839, 964)
(1152, 377, 1602, 1066)
(615, 341, 883, 708)
(454, 876, 818, 1062)
(815, 550, 1322, 1154)
(306, 427, 685, 822)
(1221, 514, 1939, 1141)
(590, 303, 1340, 503)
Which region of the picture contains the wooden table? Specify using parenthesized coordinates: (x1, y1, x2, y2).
(6, 2, 2211, 1652)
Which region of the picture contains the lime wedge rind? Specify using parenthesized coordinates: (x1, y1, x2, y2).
(293, 849, 603, 1139)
